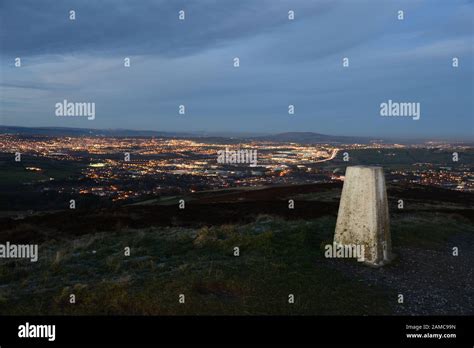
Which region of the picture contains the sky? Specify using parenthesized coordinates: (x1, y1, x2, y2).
(0, 0, 473, 138)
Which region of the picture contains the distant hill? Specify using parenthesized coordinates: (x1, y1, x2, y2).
(0, 126, 189, 138)
(1, 125, 471, 145)
(253, 132, 375, 144)
(0, 126, 379, 143)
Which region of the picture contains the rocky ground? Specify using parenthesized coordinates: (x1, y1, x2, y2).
(326, 231, 474, 315)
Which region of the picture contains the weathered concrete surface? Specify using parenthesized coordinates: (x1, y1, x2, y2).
(334, 166, 392, 266)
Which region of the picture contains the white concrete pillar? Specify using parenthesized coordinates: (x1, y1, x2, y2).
(334, 166, 392, 266)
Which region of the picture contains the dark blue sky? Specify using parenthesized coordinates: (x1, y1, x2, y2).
(1, 0, 473, 138)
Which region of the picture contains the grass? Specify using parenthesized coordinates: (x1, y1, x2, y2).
(0, 157, 84, 186)
(0, 201, 471, 315)
(0, 216, 394, 315)
(391, 212, 474, 249)
(333, 148, 474, 166)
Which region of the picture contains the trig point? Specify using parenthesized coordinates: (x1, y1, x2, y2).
(334, 166, 393, 266)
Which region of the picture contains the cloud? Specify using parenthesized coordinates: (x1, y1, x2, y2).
(0, 0, 333, 58)
(0, 0, 472, 137)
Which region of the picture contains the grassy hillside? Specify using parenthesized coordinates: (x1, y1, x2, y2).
(0, 183, 472, 315)
(0, 216, 393, 315)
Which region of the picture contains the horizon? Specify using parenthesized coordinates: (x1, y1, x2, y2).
(1, 0, 473, 138)
(0, 124, 472, 142)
